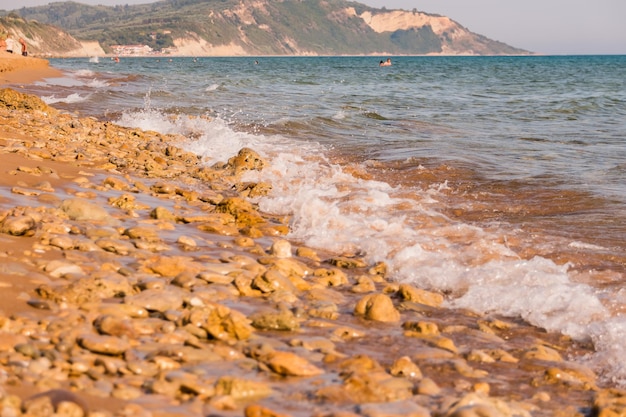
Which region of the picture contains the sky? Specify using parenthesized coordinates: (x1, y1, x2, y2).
(10, 0, 626, 55)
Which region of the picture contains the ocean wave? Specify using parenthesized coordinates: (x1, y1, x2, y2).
(41, 93, 89, 104)
(74, 69, 96, 77)
(86, 78, 110, 89)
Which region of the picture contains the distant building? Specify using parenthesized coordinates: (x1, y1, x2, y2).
(110, 44, 153, 56)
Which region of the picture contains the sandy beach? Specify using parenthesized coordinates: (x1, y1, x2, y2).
(0, 51, 62, 85)
(1, 55, 626, 417)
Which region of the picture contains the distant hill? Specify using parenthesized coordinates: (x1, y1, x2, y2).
(3, 0, 530, 57)
(0, 12, 103, 57)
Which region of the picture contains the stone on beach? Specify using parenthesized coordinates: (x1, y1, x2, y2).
(0, 215, 36, 236)
(0, 87, 56, 113)
(443, 393, 532, 417)
(269, 239, 292, 258)
(354, 293, 401, 322)
(260, 350, 324, 376)
(186, 302, 255, 342)
(249, 308, 300, 331)
(36, 272, 135, 306)
(216, 197, 266, 226)
(60, 198, 114, 223)
(78, 333, 130, 355)
(125, 288, 185, 312)
(22, 389, 89, 417)
(214, 376, 273, 400)
(389, 356, 423, 379)
(396, 283, 444, 307)
(225, 147, 265, 174)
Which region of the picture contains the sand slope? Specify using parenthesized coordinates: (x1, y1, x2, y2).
(0, 51, 62, 85)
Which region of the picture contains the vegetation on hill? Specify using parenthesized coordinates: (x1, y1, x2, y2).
(0, 12, 86, 55)
(4, 0, 529, 56)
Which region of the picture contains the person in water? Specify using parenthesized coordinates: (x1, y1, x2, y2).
(379, 58, 392, 67)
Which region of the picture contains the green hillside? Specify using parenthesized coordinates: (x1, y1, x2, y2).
(5, 0, 529, 56)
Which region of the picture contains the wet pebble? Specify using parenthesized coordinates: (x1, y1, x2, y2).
(125, 288, 185, 312)
(261, 350, 324, 377)
(0, 215, 36, 236)
(354, 293, 401, 322)
(78, 334, 130, 355)
(60, 198, 113, 223)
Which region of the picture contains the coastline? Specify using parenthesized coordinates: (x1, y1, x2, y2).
(1, 62, 626, 417)
(0, 51, 63, 85)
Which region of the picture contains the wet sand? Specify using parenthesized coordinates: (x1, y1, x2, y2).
(0, 56, 625, 417)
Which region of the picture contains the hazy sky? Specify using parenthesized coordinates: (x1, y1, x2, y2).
(10, 0, 626, 55)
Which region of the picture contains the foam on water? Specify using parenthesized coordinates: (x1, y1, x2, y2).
(117, 109, 265, 163)
(35, 75, 85, 88)
(75, 69, 96, 77)
(115, 107, 626, 385)
(34, 69, 110, 92)
(42, 93, 89, 104)
(86, 79, 110, 89)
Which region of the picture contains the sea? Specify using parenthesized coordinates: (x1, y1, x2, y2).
(18, 55, 626, 385)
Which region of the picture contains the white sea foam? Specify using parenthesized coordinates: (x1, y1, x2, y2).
(332, 110, 346, 120)
(74, 69, 109, 88)
(588, 318, 626, 385)
(569, 241, 607, 251)
(75, 69, 96, 77)
(42, 93, 89, 104)
(36, 75, 83, 88)
(116, 109, 268, 165)
(36, 69, 106, 90)
(115, 107, 626, 386)
(86, 79, 109, 88)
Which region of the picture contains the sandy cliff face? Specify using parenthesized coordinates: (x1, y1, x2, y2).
(173, 37, 247, 56)
(64, 41, 106, 58)
(359, 10, 459, 35)
(358, 9, 506, 55)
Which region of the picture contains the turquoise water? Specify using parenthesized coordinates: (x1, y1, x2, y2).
(20, 55, 626, 384)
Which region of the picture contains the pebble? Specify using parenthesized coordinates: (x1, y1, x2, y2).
(22, 389, 88, 417)
(354, 293, 401, 322)
(59, 198, 114, 223)
(125, 288, 185, 312)
(78, 334, 130, 355)
(261, 351, 324, 376)
(0, 215, 36, 236)
(269, 239, 292, 258)
(250, 308, 300, 331)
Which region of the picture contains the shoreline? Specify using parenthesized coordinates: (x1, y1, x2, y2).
(0, 51, 63, 85)
(0, 62, 625, 416)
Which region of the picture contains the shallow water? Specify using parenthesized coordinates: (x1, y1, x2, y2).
(16, 54, 626, 385)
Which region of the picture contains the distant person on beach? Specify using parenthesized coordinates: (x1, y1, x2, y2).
(19, 38, 27, 56)
(5, 37, 16, 54)
(379, 58, 392, 67)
